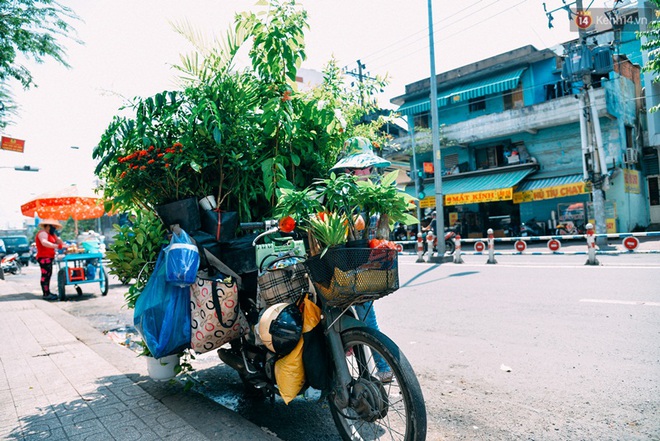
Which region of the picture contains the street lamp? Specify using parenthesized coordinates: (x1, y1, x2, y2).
(0, 165, 40, 172)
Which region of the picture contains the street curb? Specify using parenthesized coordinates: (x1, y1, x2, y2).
(3, 280, 280, 440)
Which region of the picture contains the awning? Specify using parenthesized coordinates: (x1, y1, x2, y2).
(397, 68, 526, 116)
(513, 173, 587, 203)
(405, 168, 535, 206)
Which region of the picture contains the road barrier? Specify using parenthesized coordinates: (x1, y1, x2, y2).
(395, 230, 660, 264)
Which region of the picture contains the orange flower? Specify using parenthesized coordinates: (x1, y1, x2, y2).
(157, 153, 164, 158)
(165, 163, 170, 168)
(120, 171, 127, 179)
(281, 90, 292, 102)
(148, 159, 155, 164)
(148, 145, 155, 151)
(279, 216, 296, 233)
(140, 165, 146, 170)
(139, 150, 148, 157)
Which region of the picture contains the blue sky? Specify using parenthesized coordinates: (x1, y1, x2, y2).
(0, 0, 619, 228)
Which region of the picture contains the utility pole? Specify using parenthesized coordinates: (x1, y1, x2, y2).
(427, 0, 446, 259)
(575, 0, 609, 247)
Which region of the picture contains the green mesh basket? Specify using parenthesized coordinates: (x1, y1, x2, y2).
(304, 247, 399, 307)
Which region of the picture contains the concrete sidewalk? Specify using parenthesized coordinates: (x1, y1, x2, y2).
(0, 279, 279, 441)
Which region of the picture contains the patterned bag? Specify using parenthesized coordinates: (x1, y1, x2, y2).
(190, 271, 249, 354)
(257, 255, 308, 308)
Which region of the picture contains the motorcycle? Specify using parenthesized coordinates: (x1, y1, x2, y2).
(1, 253, 22, 276)
(217, 222, 427, 440)
(520, 218, 544, 237)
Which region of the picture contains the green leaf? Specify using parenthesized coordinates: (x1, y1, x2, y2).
(291, 153, 301, 166)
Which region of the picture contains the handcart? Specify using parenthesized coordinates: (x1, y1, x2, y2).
(55, 251, 109, 300)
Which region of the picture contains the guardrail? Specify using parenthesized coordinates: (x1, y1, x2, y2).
(394, 230, 660, 265)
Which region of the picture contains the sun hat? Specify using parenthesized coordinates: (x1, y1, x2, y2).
(330, 137, 391, 172)
(39, 219, 63, 229)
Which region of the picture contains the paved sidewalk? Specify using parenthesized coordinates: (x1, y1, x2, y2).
(0, 279, 278, 441)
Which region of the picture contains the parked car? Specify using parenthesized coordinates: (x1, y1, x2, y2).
(0, 235, 31, 266)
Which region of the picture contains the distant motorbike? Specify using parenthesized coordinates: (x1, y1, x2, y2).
(1, 253, 22, 276)
(520, 218, 543, 237)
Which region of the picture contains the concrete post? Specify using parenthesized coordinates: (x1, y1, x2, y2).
(425, 232, 435, 263)
(416, 232, 425, 263)
(585, 222, 600, 266)
(453, 234, 464, 264)
(486, 228, 497, 264)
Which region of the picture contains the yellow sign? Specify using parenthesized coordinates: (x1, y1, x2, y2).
(624, 169, 640, 194)
(419, 196, 436, 209)
(449, 212, 458, 226)
(445, 188, 513, 206)
(513, 181, 586, 203)
(589, 218, 617, 234)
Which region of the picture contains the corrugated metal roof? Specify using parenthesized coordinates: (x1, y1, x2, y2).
(405, 168, 535, 198)
(397, 68, 526, 116)
(515, 173, 584, 192)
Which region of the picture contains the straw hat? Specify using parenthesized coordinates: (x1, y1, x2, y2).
(39, 219, 63, 229)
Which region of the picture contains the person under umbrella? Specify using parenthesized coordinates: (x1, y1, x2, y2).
(35, 219, 65, 300)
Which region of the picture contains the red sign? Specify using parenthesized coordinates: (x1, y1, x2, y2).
(1, 136, 25, 153)
(395, 243, 403, 253)
(423, 162, 434, 174)
(514, 240, 527, 252)
(547, 239, 561, 252)
(575, 11, 592, 29)
(474, 241, 485, 252)
(622, 236, 639, 251)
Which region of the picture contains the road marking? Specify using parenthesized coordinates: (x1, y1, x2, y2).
(580, 299, 660, 307)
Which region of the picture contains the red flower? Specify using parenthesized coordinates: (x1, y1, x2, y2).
(279, 216, 296, 233)
(157, 153, 164, 158)
(281, 90, 292, 102)
(120, 171, 127, 179)
(148, 159, 155, 164)
(140, 165, 146, 170)
(139, 150, 148, 157)
(165, 163, 170, 168)
(148, 145, 155, 151)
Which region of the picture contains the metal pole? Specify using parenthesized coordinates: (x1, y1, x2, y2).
(409, 118, 422, 226)
(427, 0, 446, 259)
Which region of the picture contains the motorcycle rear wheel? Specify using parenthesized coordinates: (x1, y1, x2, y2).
(330, 327, 427, 441)
(445, 240, 455, 255)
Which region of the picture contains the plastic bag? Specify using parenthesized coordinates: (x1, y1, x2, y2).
(134, 251, 191, 359)
(165, 229, 200, 287)
(275, 337, 305, 405)
(301, 294, 330, 391)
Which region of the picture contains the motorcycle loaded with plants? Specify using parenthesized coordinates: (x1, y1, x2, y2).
(217, 218, 427, 441)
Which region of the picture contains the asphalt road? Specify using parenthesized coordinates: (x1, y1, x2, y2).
(7, 242, 660, 441)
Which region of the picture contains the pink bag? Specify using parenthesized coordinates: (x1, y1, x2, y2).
(190, 272, 249, 354)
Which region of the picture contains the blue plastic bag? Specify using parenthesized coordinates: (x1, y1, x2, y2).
(134, 250, 191, 359)
(165, 229, 200, 287)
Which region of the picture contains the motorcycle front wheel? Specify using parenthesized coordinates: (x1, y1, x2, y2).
(330, 327, 427, 441)
(445, 240, 455, 255)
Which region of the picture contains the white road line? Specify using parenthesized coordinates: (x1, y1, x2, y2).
(580, 299, 660, 307)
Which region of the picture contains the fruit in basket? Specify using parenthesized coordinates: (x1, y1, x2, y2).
(368, 238, 396, 249)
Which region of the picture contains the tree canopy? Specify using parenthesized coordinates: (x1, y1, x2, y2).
(0, 0, 79, 128)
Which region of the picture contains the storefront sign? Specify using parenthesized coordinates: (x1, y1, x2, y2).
(513, 181, 586, 203)
(588, 218, 617, 234)
(445, 188, 513, 206)
(1, 136, 25, 153)
(419, 196, 436, 209)
(624, 169, 640, 194)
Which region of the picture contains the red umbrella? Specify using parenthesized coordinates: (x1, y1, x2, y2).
(21, 185, 105, 234)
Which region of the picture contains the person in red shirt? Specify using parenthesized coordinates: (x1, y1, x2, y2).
(35, 219, 65, 300)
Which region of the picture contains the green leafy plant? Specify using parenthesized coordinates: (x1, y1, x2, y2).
(307, 211, 348, 250)
(104, 210, 168, 309)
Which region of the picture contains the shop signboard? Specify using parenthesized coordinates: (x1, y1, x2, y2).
(624, 169, 640, 194)
(587, 201, 617, 233)
(513, 181, 586, 203)
(1, 136, 25, 153)
(445, 188, 512, 206)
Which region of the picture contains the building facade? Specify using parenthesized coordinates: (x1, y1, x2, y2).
(392, 29, 651, 237)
